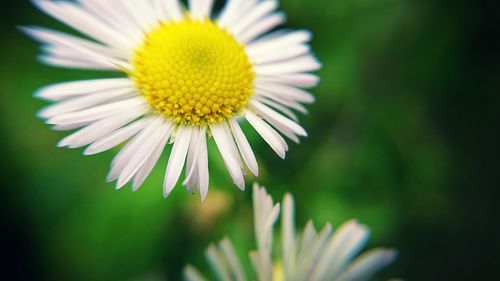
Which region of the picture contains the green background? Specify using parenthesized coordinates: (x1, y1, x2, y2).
(1, 0, 498, 280)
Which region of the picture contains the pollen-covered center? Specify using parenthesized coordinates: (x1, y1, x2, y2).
(131, 19, 255, 126)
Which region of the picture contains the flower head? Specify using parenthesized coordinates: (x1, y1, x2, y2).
(24, 0, 320, 200)
(184, 184, 397, 281)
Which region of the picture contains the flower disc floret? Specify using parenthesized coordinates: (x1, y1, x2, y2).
(131, 19, 255, 126)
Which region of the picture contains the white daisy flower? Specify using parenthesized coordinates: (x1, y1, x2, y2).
(184, 184, 397, 281)
(24, 0, 320, 200)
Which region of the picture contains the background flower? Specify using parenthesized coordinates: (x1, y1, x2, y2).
(184, 184, 397, 281)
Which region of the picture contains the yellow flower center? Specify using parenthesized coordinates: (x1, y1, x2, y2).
(131, 19, 255, 126)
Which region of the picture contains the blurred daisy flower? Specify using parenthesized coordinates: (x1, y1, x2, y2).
(184, 184, 397, 281)
(24, 0, 320, 200)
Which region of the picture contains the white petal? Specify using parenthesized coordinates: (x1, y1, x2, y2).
(246, 30, 312, 58)
(238, 13, 285, 44)
(183, 265, 209, 281)
(40, 44, 125, 70)
(52, 122, 89, 131)
(35, 78, 132, 101)
(38, 87, 136, 119)
(183, 128, 201, 192)
(324, 226, 371, 280)
(251, 101, 307, 137)
(229, 119, 258, 176)
(163, 0, 184, 21)
(255, 89, 308, 114)
(219, 238, 247, 281)
(282, 193, 296, 279)
(256, 73, 320, 89)
(222, 123, 243, 171)
(38, 55, 119, 70)
(210, 123, 245, 190)
(217, 0, 240, 27)
(107, 116, 164, 183)
(118, 0, 157, 32)
(33, 0, 132, 50)
(312, 220, 368, 281)
(47, 97, 146, 125)
(206, 244, 232, 281)
(256, 82, 315, 103)
(303, 224, 334, 278)
(336, 249, 398, 281)
(189, 0, 213, 20)
(132, 122, 173, 190)
(218, 0, 257, 28)
(265, 120, 299, 144)
(244, 109, 288, 159)
(84, 116, 150, 155)
(231, 1, 278, 38)
(74, 0, 144, 45)
(296, 221, 319, 275)
(252, 44, 309, 65)
(116, 120, 173, 189)
(57, 105, 148, 148)
(251, 184, 279, 281)
(149, 0, 169, 23)
(255, 96, 298, 121)
(196, 131, 209, 201)
(163, 127, 193, 197)
(21, 26, 127, 60)
(254, 55, 321, 75)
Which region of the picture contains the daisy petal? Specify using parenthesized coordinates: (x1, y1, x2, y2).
(219, 238, 247, 281)
(254, 55, 321, 75)
(117, 120, 173, 189)
(189, 0, 214, 20)
(218, 0, 258, 28)
(229, 119, 259, 176)
(256, 89, 308, 114)
(84, 117, 150, 155)
(336, 249, 398, 281)
(244, 109, 288, 159)
(107, 116, 164, 184)
(231, 1, 279, 38)
(206, 243, 232, 281)
(255, 96, 298, 121)
(131, 121, 172, 191)
(21, 26, 128, 60)
(183, 265, 209, 281)
(38, 87, 136, 119)
(238, 13, 285, 44)
(251, 101, 307, 137)
(163, 127, 193, 197)
(57, 105, 148, 148)
(34, 78, 132, 101)
(196, 131, 209, 201)
(46, 97, 146, 125)
(33, 0, 131, 49)
(282, 193, 296, 279)
(164, 0, 184, 21)
(252, 44, 309, 65)
(256, 82, 315, 104)
(312, 220, 368, 281)
(210, 123, 245, 190)
(256, 73, 320, 89)
(246, 30, 312, 58)
(183, 128, 202, 192)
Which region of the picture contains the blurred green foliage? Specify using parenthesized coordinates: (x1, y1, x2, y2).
(1, 0, 499, 280)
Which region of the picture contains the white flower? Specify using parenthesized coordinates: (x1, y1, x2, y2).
(184, 184, 397, 281)
(24, 0, 320, 200)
